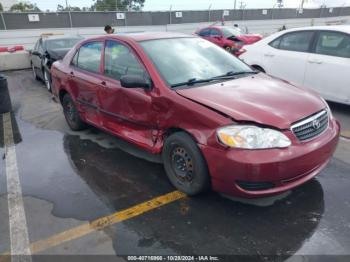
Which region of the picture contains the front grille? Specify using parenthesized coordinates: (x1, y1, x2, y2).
(291, 110, 329, 142)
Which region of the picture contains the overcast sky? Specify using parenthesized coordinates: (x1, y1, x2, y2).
(31, 0, 350, 11)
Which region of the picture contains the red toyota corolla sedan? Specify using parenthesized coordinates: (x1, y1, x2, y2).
(51, 32, 340, 198)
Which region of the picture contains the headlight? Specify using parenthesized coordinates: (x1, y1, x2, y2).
(321, 97, 333, 119)
(217, 125, 291, 149)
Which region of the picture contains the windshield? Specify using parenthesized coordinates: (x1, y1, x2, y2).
(221, 27, 242, 38)
(140, 37, 252, 87)
(45, 38, 82, 50)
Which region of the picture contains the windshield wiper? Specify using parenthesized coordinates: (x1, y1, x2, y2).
(171, 78, 216, 88)
(171, 71, 258, 88)
(215, 70, 258, 78)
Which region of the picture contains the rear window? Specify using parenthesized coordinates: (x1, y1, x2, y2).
(45, 38, 82, 50)
(269, 37, 281, 49)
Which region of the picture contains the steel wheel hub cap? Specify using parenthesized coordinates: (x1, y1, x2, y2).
(172, 147, 194, 182)
(65, 102, 75, 121)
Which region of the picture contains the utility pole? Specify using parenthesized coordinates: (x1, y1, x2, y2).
(0, 12, 6, 30)
(239, 1, 246, 9)
(65, 0, 73, 28)
(208, 4, 212, 22)
(169, 5, 172, 25)
(234, 0, 237, 10)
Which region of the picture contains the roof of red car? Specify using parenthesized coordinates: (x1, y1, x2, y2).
(109, 31, 194, 42)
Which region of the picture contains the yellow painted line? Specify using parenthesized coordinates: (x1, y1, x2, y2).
(341, 130, 350, 139)
(27, 190, 186, 254)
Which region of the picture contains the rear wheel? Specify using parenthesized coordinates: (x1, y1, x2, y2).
(224, 46, 231, 52)
(163, 132, 210, 195)
(62, 94, 86, 131)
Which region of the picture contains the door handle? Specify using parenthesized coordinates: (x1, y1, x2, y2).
(100, 81, 107, 87)
(69, 71, 75, 77)
(264, 53, 275, 57)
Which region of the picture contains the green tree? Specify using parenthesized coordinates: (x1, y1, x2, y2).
(10, 1, 41, 12)
(0, 3, 3, 12)
(92, 0, 145, 11)
(57, 4, 82, 11)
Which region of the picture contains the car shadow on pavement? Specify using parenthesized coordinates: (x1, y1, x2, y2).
(63, 134, 325, 259)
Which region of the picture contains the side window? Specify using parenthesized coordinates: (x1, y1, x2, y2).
(76, 42, 103, 73)
(210, 29, 221, 37)
(279, 31, 314, 52)
(269, 37, 281, 49)
(199, 28, 210, 37)
(104, 40, 145, 81)
(315, 31, 350, 58)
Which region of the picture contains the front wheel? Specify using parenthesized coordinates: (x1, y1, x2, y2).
(32, 63, 39, 80)
(62, 94, 86, 131)
(162, 132, 210, 195)
(43, 69, 52, 92)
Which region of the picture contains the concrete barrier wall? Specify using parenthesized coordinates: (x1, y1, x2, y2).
(0, 16, 349, 50)
(0, 51, 30, 71)
(0, 7, 350, 30)
(0, 15, 349, 71)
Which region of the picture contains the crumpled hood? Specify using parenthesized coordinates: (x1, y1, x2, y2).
(236, 34, 262, 44)
(47, 48, 71, 61)
(176, 73, 325, 130)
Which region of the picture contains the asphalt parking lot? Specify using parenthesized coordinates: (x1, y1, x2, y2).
(1, 69, 350, 261)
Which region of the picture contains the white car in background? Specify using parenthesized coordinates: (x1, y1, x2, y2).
(240, 25, 350, 105)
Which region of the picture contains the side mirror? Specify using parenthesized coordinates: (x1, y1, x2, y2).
(120, 75, 152, 89)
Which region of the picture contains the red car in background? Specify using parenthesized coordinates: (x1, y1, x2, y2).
(51, 32, 339, 198)
(196, 26, 262, 55)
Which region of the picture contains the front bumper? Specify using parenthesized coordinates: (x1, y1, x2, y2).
(200, 119, 340, 198)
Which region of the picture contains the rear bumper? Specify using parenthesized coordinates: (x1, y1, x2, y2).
(200, 119, 340, 198)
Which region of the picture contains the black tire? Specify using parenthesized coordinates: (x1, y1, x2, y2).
(31, 63, 40, 80)
(62, 93, 86, 131)
(43, 69, 52, 92)
(224, 46, 231, 52)
(162, 132, 210, 195)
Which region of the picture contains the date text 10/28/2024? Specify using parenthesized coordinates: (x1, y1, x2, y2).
(127, 256, 220, 261)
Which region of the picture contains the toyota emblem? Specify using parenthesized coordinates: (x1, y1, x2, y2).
(312, 119, 321, 130)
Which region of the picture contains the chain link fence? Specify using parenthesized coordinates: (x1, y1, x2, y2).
(1, 7, 350, 30)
